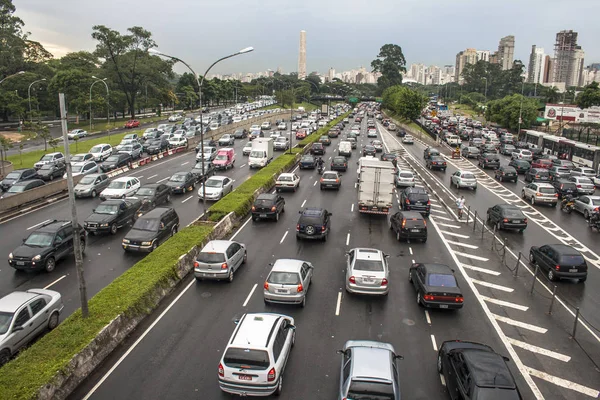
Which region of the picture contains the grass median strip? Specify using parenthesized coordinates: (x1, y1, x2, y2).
(0, 224, 213, 400)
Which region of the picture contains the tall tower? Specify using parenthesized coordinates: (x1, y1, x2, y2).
(527, 45, 546, 84)
(552, 30, 585, 87)
(298, 30, 307, 79)
(497, 35, 515, 70)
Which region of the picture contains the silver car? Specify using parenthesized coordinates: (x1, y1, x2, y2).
(573, 195, 600, 219)
(395, 170, 415, 188)
(451, 170, 478, 190)
(263, 259, 313, 307)
(197, 176, 234, 201)
(337, 340, 403, 400)
(193, 240, 246, 282)
(0, 289, 63, 366)
(568, 176, 596, 195)
(570, 167, 597, 178)
(345, 248, 390, 296)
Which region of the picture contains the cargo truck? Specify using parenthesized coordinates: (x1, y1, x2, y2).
(248, 138, 274, 168)
(357, 158, 395, 214)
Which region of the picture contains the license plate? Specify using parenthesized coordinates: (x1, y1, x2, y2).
(569, 268, 578, 272)
(16, 261, 25, 266)
(276, 289, 288, 294)
(439, 305, 448, 309)
(259, 214, 267, 217)
(88, 227, 97, 231)
(416, 202, 422, 205)
(238, 375, 252, 381)
(512, 220, 520, 223)
(411, 229, 420, 232)
(362, 279, 374, 284)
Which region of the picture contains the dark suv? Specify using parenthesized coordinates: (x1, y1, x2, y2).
(251, 193, 285, 222)
(84, 198, 142, 235)
(426, 156, 446, 171)
(100, 153, 132, 172)
(122, 207, 179, 252)
(478, 153, 500, 169)
(551, 179, 577, 199)
(390, 211, 427, 242)
(8, 220, 86, 273)
(400, 187, 431, 216)
(310, 143, 325, 155)
(296, 207, 332, 241)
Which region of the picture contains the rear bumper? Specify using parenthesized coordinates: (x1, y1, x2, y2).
(264, 291, 305, 304)
(499, 222, 527, 230)
(252, 211, 277, 219)
(422, 299, 463, 309)
(555, 270, 587, 280)
(194, 268, 229, 280)
(397, 229, 427, 240)
(346, 283, 389, 296)
(219, 378, 279, 396)
(296, 231, 326, 240)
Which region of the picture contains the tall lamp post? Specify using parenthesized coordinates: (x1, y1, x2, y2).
(90, 77, 109, 132)
(517, 80, 525, 137)
(150, 46, 254, 216)
(483, 77, 488, 105)
(28, 78, 47, 122)
(0, 71, 25, 85)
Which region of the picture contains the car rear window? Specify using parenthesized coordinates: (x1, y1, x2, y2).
(462, 173, 475, 179)
(560, 183, 577, 189)
(267, 272, 300, 285)
(348, 380, 394, 399)
(353, 259, 384, 271)
(404, 218, 425, 228)
(254, 199, 274, 206)
(408, 193, 428, 202)
(400, 172, 413, 178)
(539, 187, 555, 194)
(559, 255, 585, 266)
(503, 209, 524, 218)
(591, 199, 600, 206)
(427, 273, 457, 287)
(197, 252, 226, 263)
(223, 348, 270, 370)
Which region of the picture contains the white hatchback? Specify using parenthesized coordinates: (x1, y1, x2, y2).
(451, 170, 478, 190)
(99, 176, 141, 200)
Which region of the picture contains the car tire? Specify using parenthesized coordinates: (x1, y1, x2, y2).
(584, 210, 589, 219)
(110, 223, 118, 235)
(529, 252, 536, 264)
(227, 268, 234, 283)
(416, 292, 423, 306)
(530, 196, 535, 205)
(45, 257, 56, 273)
(496, 222, 501, 231)
(0, 349, 10, 367)
(547, 269, 557, 282)
(422, 237, 427, 243)
(580, 277, 587, 283)
(48, 311, 60, 330)
(151, 242, 158, 252)
(274, 377, 283, 396)
(91, 189, 97, 198)
(300, 296, 306, 308)
(521, 191, 526, 199)
(171, 226, 177, 237)
(275, 212, 279, 222)
(408, 270, 413, 282)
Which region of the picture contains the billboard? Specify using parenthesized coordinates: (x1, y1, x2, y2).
(543, 104, 600, 123)
(321, 104, 328, 115)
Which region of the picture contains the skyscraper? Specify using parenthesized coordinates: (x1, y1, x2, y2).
(552, 30, 585, 87)
(455, 48, 478, 84)
(527, 45, 546, 84)
(497, 35, 515, 70)
(298, 30, 306, 79)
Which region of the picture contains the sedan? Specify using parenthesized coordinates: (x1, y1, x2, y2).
(494, 166, 517, 182)
(242, 142, 253, 156)
(402, 135, 414, 144)
(487, 204, 527, 232)
(570, 167, 596, 178)
(166, 171, 196, 194)
(367, 128, 377, 138)
(251, 193, 285, 221)
(37, 163, 66, 181)
(461, 146, 480, 158)
(190, 161, 215, 183)
(508, 159, 531, 174)
(524, 167, 550, 182)
(124, 120, 140, 128)
(299, 155, 316, 169)
(409, 263, 463, 309)
(67, 129, 88, 140)
(511, 149, 533, 161)
(371, 140, 383, 152)
(426, 156, 447, 171)
(362, 145, 377, 157)
(573, 195, 600, 219)
(499, 144, 516, 156)
(100, 154, 131, 172)
(74, 173, 110, 198)
(218, 134, 235, 146)
(330, 156, 348, 171)
(320, 171, 341, 190)
(531, 159, 553, 169)
(275, 173, 300, 192)
(345, 248, 390, 296)
(568, 176, 596, 195)
(233, 129, 248, 139)
(197, 176, 233, 201)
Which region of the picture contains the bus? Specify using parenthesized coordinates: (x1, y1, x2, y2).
(522, 129, 600, 171)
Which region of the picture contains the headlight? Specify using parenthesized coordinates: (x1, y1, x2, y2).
(8, 253, 13, 259)
(122, 239, 130, 244)
(141, 241, 152, 246)
(101, 223, 109, 227)
(32, 255, 42, 262)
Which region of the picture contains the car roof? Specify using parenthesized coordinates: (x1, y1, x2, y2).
(278, 173, 294, 177)
(113, 176, 135, 182)
(101, 199, 126, 205)
(201, 240, 236, 253)
(230, 313, 290, 348)
(417, 263, 454, 274)
(0, 291, 42, 312)
(209, 175, 228, 181)
(271, 259, 305, 272)
(139, 207, 173, 219)
(399, 211, 424, 220)
(545, 243, 583, 255)
(12, 179, 43, 186)
(36, 220, 70, 233)
(496, 204, 521, 211)
(462, 350, 515, 389)
(354, 248, 383, 261)
(256, 193, 277, 200)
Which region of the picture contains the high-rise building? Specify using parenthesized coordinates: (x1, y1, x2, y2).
(328, 67, 335, 82)
(497, 35, 515, 70)
(476, 50, 490, 62)
(527, 45, 546, 84)
(455, 48, 478, 84)
(552, 30, 585, 87)
(543, 56, 553, 83)
(298, 30, 306, 79)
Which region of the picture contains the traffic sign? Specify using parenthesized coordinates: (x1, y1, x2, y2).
(349, 97, 358, 103)
(375, 97, 383, 103)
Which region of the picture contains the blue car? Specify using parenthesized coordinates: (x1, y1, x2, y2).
(299, 155, 316, 169)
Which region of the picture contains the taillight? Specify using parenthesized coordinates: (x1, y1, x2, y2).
(381, 278, 388, 286)
(322, 225, 326, 232)
(577, 185, 582, 188)
(297, 284, 303, 292)
(349, 276, 356, 284)
(555, 265, 560, 270)
(427, 200, 431, 205)
(251, 206, 256, 211)
(554, 193, 559, 197)
(296, 224, 300, 231)
(424, 294, 435, 301)
(503, 218, 508, 223)
(423, 220, 427, 227)
(320, 178, 324, 182)
(264, 282, 269, 290)
(455, 296, 464, 303)
(267, 367, 276, 382)
(405, 199, 410, 204)
(221, 263, 228, 270)
(218, 363, 224, 377)
(193, 261, 199, 267)
(271, 206, 277, 212)
(524, 218, 528, 223)
(536, 193, 543, 196)
(402, 219, 406, 228)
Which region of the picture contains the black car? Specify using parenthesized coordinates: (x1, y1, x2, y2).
(551, 179, 577, 199)
(525, 168, 550, 182)
(327, 129, 340, 138)
(299, 155, 316, 169)
(8, 220, 86, 272)
(233, 129, 248, 139)
(190, 161, 215, 183)
(396, 129, 407, 137)
(486, 204, 527, 232)
(426, 156, 446, 171)
(330, 156, 348, 171)
(296, 207, 331, 241)
(37, 163, 66, 181)
(508, 159, 530, 174)
(144, 138, 169, 154)
(390, 211, 427, 242)
(310, 143, 325, 156)
(84, 198, 142, 235)
(166, 171, 196, 194)
(438, 340, 522, 400)
(529, 243, 587, 282)
(494, 166, 518, 182)
(362, 145, 376, 156)
(251, 193, 285, 222)
(529, 147, 544, 160)
(122, 207, 180, 253)
(0, 179, 45, 198)
(409, 263, 463, 308)
(478, 153, 500, 169)
(380, 153, 397, 162)
(400, 187, 430, 216)
(134, 183, 171, 214)
(0, 168, 38, 191)
(100, 153, 131, 172)
(423, 147, 440, 159)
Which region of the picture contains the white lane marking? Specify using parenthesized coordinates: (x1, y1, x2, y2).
(335, 292, 342, 316)
(411, 259, 415, 264)
(439, 231, 470, 239)
(430, 334, 438, 351)
(156, 176, 169, 183)
(480, 295, 529, 311)
(525, 366, 599, 398)
(242, 284, 258, 307)
(351, 204, 354, 212)
(81, 278, 197, 400)
(430, 209, 447, 215)
(429, 198, 438, 202)
(424, 310, 431, 325)
(239, 164, 246, 168)
(301, 199, 306, 208)
(409, 247, 413, 255)
(231, 217, 252, 240)
(346, 233, 350, 246)
(135, 175, 144, 179)
(181, 195, 193, 203)
(472, 279, 514, 292)
(462, 264, 501, 276)
(453, 251, 489, 261)
(280, 230, 289, 244)
(436, 222, 461, 229)
(440, 374, 446, 386)
(492, 314, 548, 334)
(27, 219, 51, 230)
(445, 240, 478, 250)
(429, 203, 443, 209)
(508, 338, 571, 362)
(43, 275, 67, 289)
(180, 161, 189, 166)
(148, 174, 158, 179)
(313, 180, 317, 186)
(430, 215, 453, 222)
(354, 182, 357, 188)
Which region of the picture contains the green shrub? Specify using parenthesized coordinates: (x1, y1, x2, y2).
(0, 224, 214, 400)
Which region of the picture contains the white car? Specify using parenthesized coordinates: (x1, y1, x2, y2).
(89, 144, 113, 162)
(450, 170, 478, 190)
(273, 136, 289, 150)
(570, 167, 597, 178)
(275, 173, 300, 192)
(67, 129, 88, 140)
(197, 176, 234, 201)
(232, 116, 242, 123)
(270, 132, 282, 140)
(593, 175, 600, 188)
(65, 161, 98, 178)
(99, 176, 141, 200)
(209, 122, 220, 131)
(402, 135, 414, 144)
(168, 136, 188, 148)
(511, 149, 533, 161)
(250, 124, 261, 131)
(277, 122, 286, 130)
(168, 114, 182, 122)
(242, 142, 253, 156)
(70, 153, 94, 163)
(261, 121, 271, 130)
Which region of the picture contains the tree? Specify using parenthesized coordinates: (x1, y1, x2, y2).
(485, 94, 538, 131)
(0, 0, 26, 77)
(576, 82, 600, 109)
(382, 85, 428, 121)
(371, 44, 407, 92)
(24, 121, 50, 151)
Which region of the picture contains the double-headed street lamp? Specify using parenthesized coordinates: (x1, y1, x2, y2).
(0, 71, 25, 85)
(90, 77, 109, 131)
(150, 46, 254, 215)
(28, 78, 47, 122)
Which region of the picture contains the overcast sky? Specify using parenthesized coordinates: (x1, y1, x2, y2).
(17, 0, 599, 76)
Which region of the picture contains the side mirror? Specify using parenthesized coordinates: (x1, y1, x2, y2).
(336, 349, 347, 355)
(394, 354, 404, 361)
(328, 212, 333, 216)
(22, 238, 26, 243)
(298, 210, 303, 214)
(384, 254, 390, 258)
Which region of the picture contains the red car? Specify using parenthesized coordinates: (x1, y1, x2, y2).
(295, 129, 307, 140)
(125, 120, 140, 129)
(531, 159, 553, 169)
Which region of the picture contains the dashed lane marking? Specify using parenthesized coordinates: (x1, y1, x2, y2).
(242, 284, 257, 307)
(156, 176, 169, 183)
(439, 231, 470, 239)
(148, 174, 158, 179)
(335, 292, 342, 316)
(508, 338, 571, 362)
(181, 195, 193, 203)
(453, 251, 489, 262)
(462, 264, 501, 276)
(525, 367, 599, 398)
(471, 279, 514, 293)
(346, 233, 350, 246)
(44, 275, 67, 289)
(301, 199, 306, 208)
(351, 204, 354, 212)
(480, 295, 529, 311)
(492, 314, 548, 334)
(280, 230, 288, 244)
(430, 334, 438, 351)
(424, 310, 431, 325)
(445, 240, 479, 250)
(436, 222, 461, 229)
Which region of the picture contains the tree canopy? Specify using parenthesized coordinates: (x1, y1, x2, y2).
(383, 85, 428, 121)
(371, 44, 407, 93)
(576, 82, 600, 109)
(485, 94, 538, 131)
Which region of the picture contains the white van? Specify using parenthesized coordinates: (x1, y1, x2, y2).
(388, 123, 397, 131)
(339, 141, 352, 157)
(446, 135, 460, 146)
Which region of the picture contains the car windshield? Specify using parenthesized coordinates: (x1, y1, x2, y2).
(347, 380, 394, 400)
(5, 172, 21, 179)
(268, 271, 301, 285)
(276, 138, 286, 142)
(107, 181, 126, 189)
(301, 156, 314, 162)
(193, 162, 211, 170)
(579, 178, 593, 184)
(323, 173, 337, 179)
(223, 348, 270, 370)
(334, 157, 346, 163)
(121, 146, 133, 152)
(169, 174, 187, 182)
(135, 187, 155, 196)
(205, 179, 222, 188)
(250, 150, 265, 157)
(40, 155, 54, 162)
(105, 156, 120, 163)
(24, 232, 54, 247)
(365, 146, 375, 151)
(132, 218, 160, 232)
(0, 312, 14, 334)
(400, 172, 413, 178)
(354, 259, 384, 271)
(428, 273, 457, 287)
(95, 204, 119, 215)
(73, 164, 86, 173)
(215, 154, 228, 161)
(556, 168, 569, 173)
(196, 252, 226, 263)
(254, 198, 274, 206)
(79, 176, 96, 185)
(7, 184, 27, 193)
(560, 255, 585, 265)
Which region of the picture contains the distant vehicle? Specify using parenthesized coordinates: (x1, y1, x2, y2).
(124, 120, 140, 129)
(67, 129, 88, 140)
(358, 159, 395, 214)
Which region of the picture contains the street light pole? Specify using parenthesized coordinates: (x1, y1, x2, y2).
(483, 77, 488, 104)
(150, 47, 254, 216)
(89, 78, 108, 132)
(28, 78, 46, 123)
(0, 71, 25, 85)
(517, 80, 525, 137)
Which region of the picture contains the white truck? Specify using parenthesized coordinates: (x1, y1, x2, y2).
(248, 138, 274, 168)
(357, 158, 395, 215)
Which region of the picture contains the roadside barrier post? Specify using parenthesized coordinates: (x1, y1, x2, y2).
(472, 211, 478, 232)
(548, 285, 558, 315)
(530, 265, 539, 295)
(513, 252, 521, 277)
(491, 225, 497, 250)
(481, 217, 485, 240)
(466, 206, 471, 224)
(571, 307, 580, 339)
(502, 238, 507, 264)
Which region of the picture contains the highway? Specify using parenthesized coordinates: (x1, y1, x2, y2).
(69, 117, 542, 400)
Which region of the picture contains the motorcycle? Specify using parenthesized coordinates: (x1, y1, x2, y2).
(317, 164, 324, 175)
(588, 210, 600, 232)
(560, 196, 575, 213)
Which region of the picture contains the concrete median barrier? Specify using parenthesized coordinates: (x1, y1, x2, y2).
(0, 175, 84, 212)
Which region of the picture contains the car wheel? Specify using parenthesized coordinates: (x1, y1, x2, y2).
(242, 251, 247, 264)
(275, 212, 279, 222)
(548, 269, 557, 282)
(91, 189, 97, 198)
(0, 349, 10, 367)
(45, 257, 56, 273)
(80, 238, 86, 254)
(151, 242, 158, 252)
(227, 268, 234, 283)
(416, 292, 423, 306)
(48, 311, 60, 330)
(110, 223, 118, 235)
(521, 191, 526, 199)
(171, 226, 177, 237)
(49, 175, 54, 181)
(584, 210, 589, 219)
(437, 354, 443, 373)
(396, 230, 401, 241)
(529, 252, 536, 264)
(530, 196, 535, 205)
(499, 176, 503, 182)
(408, 270, 413, 282)
(274, 377, 283, 396)
(300, 296, 306, 308)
